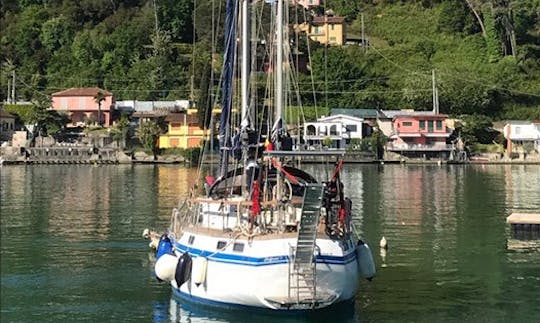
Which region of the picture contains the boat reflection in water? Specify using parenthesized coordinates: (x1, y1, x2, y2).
(153, 296, 357, 323)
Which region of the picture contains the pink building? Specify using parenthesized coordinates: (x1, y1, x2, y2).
(386, 112, 452, 159)
(51, 87, 114, 127)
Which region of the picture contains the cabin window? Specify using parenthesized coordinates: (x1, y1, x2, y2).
(419, 120, 425, 130)
(233, 242, 244, 252)
(402, 122, 413, 127)
(436, 120, 442, 130)
(188, 235, 195, 245)
(217, 241, 227, 250)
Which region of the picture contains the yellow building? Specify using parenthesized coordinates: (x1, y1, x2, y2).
(295, 15, 346, 46)
(159, 108, 222, 149)
(159, 109, 208, 149)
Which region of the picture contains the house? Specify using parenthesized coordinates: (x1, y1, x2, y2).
(304, 114, 363, 149)
(159, 109, 210, 149)
(0, 108, 16, 142)
(503, 121, 540, 155)
(295, 14, 346, 46)
(295, 0, 320, 8)
(385, 111, 452, 159)
(51, 87, 114, 127)
(331, 108, 381, 132)
(115, 100, 194, 127)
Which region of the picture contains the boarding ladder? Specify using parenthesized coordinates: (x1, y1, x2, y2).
(289, 183, 325, 305)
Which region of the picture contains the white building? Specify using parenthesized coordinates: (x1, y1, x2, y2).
(304, 114, 363, 149)
(503, 121, 540, 153)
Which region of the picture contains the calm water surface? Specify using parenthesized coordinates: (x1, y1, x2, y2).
(1, 164, 539, 322)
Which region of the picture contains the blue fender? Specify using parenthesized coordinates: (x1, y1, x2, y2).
(156, 234, 173, 259)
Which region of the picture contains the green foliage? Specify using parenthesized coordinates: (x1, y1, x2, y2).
(136, 121, 164, 160)
(456, 114, 498, 145)
(181, 147, 201, 166)
(483, 6, 502, 62)
(437, 0, 480, 35)
(110, 114, 131, 148)
(285, 106, 330, 123)
(0, 0, 538, 122)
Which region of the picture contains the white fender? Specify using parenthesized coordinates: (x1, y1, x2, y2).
(192, 257, 208, 286)
(155, 253, 178, 282)
(356, 241, 376, 280)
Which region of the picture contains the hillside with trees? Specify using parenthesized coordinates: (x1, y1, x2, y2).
(1, 0, 539, 122)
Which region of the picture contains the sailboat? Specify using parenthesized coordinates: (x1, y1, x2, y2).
(153, 0, 375, 311)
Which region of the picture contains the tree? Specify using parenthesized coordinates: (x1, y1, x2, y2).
(110, 113, 130, 149)
(94, 91, 106, 126)
(456, 114, 497, 146)
(137, 120, 164, 160)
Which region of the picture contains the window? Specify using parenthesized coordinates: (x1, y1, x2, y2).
(331, 24, 335, 31)
(515, 126, 521, 135)
(419, 120, 425, 130)
(217, 241, 227, 250)
(346, 125, 357, 132)
(306, 125, 316, 136)
(402, 122, 413, 127)
(188, 235, 195, 245)
(436, 120, 442, 130)
(314, 26, 319, 34)
(233, 243, 244, 253)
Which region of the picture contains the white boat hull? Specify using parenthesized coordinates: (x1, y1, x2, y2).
(168, 232, 360, 310)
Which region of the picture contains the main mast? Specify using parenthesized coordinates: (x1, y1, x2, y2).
(275, 0, 284, 141)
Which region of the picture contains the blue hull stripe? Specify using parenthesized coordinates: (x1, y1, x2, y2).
(174, 242, 357, 266)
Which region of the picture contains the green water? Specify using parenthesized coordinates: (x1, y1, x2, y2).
(1, 164, 539, 322)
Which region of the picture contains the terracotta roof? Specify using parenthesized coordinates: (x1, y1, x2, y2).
(52, 87, 112, 97)
(312, 16, 345, 25)
(165, 112, 199, 124)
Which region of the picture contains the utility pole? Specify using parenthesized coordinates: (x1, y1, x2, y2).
(7, 78, 11, 104)
(432, 69, 439, 114)
(11, 70, 16, 104)
(361, 13, 365, 53)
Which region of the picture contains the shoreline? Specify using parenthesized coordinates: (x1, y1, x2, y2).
(2, 157, 540, 166)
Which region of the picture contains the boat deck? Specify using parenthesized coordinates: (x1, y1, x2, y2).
(180, 224, 334, 241)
